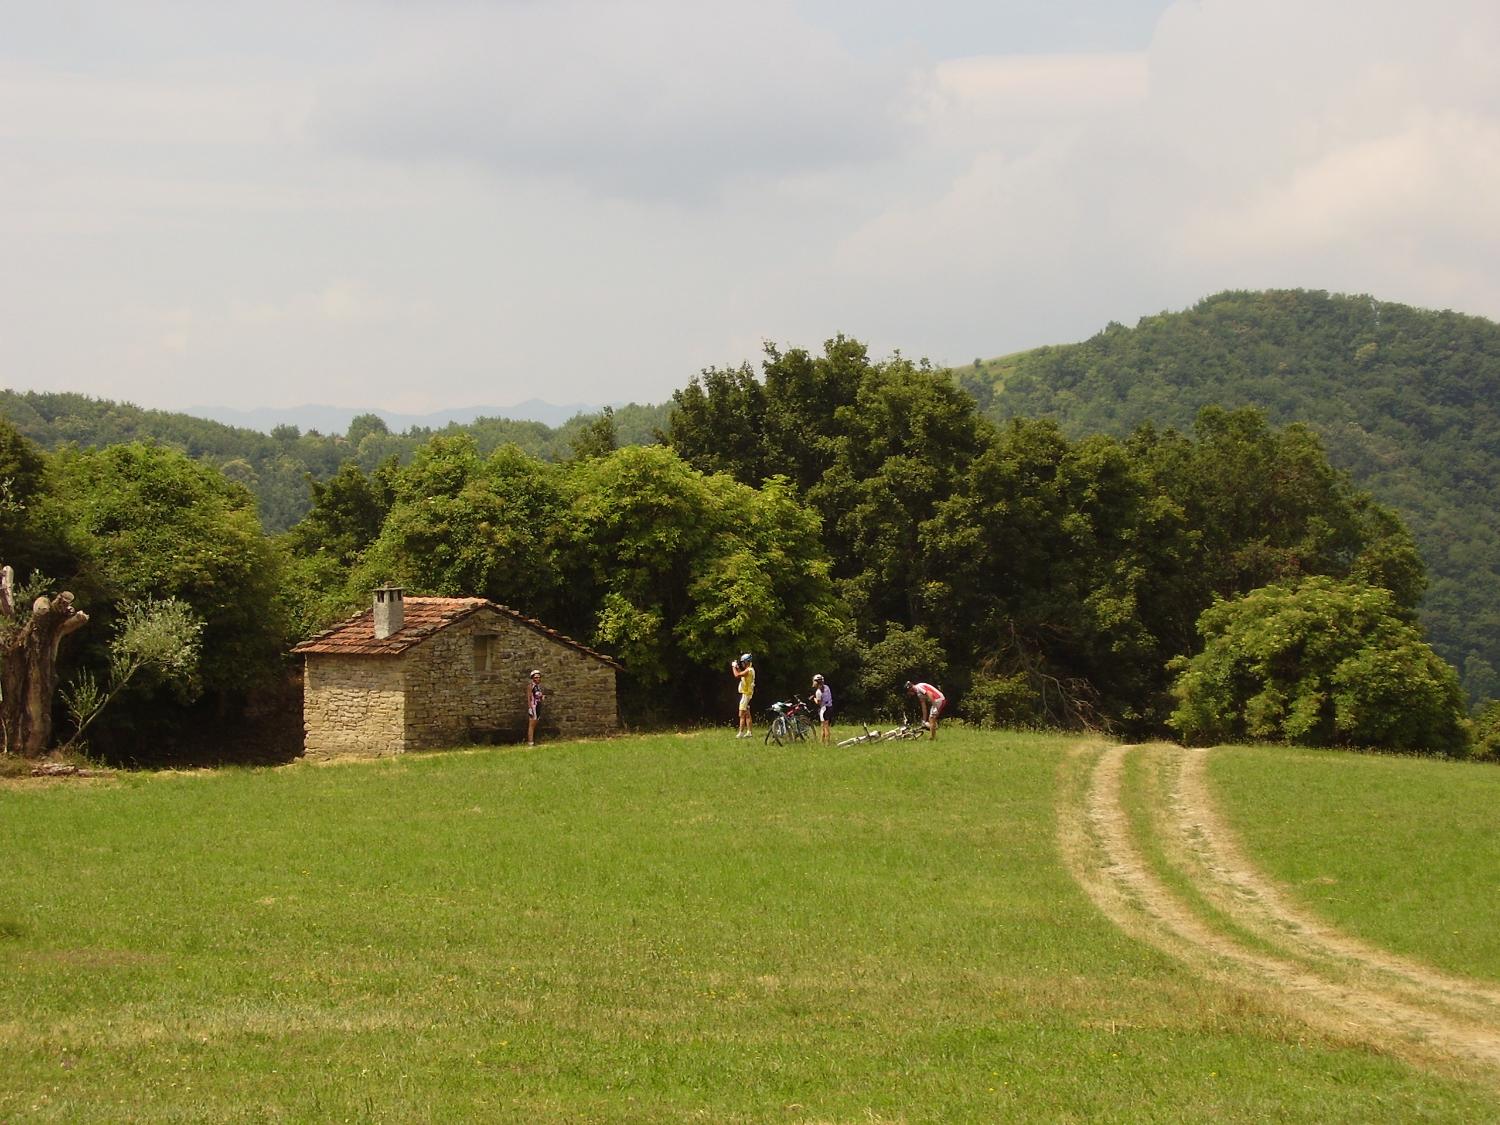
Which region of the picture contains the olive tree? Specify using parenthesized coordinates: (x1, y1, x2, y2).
(60, 597, 204, 752)
(1, 564, 88, 756)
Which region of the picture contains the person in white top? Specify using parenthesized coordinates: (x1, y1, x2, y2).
(811, 674, 833, 745)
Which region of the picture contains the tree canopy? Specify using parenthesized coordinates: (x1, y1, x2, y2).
(2, 299, 1488, 760)
(964, 289, 1500, 702)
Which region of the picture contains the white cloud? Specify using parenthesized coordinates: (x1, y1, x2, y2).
(1, 0, 1497, 413)
(1179, 116, 1500, 259)
(225, 283, 427, 327)
(832, 0, 1500, 363)
(313, 0, 921, 202)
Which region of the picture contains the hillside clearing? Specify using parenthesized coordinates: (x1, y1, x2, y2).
(1059, 743, 1500, 1091)
(1, 730, 1497, 1121)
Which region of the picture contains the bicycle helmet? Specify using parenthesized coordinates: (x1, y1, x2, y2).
(740, 653, 753, 664)
(903, 680, 914, 692)
(812, 673, 824, 683)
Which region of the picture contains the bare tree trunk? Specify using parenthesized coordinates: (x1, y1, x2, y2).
(1, 565, 89, 757)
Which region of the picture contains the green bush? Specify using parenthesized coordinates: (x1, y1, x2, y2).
(961, 671, 1041, 729)
(1168, 577, 1467, 755)
(1472, 700, 1500, 762)
(851, 623, 948, 719)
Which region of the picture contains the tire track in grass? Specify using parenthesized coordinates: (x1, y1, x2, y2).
(1058, 742, 1500, 1085)
(1167, 746, 1500, 1026)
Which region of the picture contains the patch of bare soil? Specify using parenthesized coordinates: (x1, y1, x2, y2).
(1057, 743, 1500, 1087)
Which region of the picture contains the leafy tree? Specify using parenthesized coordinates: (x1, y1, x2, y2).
(568, 405, 618, 461)
(1127, 408, 1425, 611)
(284, 458, 397, 568)
(757, 336, 870, 491)
(667, 335, 881, 494)
(1168, 577, 1467, 755)
(0, 418, 71, 580)
(970, 289, 1500, 699)
(665, 363, 766, 483)
(810, 355, 994, 633)
(1462, 656, 1500, 707)
(561, 445, 846, 716)
(35, 443, 289, 749)
(924, 419, 1191, 732)
(278, 456, 401, 633)
(346, 412, 390, 447)
(848, 623, 948, 720)
(0, 417, 45, 531)
(353, 438, 570, 623)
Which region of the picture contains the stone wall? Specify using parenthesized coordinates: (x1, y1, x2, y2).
(302, 655, 405, 760)
(301, 608, 619, 757)
(403, 608, 618, 746)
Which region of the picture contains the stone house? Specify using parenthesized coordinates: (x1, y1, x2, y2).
(292, 587, 621, 759)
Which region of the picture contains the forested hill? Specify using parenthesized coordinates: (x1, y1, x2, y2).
(958, 289, 1500, 700)
(0, 390, 667, 534)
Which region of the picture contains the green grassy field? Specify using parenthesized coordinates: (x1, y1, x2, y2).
(1208, 745, 1500, 981)
(2, 729, 1498, 1121)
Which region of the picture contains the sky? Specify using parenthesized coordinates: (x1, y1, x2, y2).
(3, 0, 1499, 415)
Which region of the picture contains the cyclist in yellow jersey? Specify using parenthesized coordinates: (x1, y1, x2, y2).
(731, 653, 755, 739)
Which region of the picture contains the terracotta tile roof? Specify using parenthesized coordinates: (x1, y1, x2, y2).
(291, 597, 623, 668)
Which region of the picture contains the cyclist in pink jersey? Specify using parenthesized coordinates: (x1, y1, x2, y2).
(904, 680, 946, 740)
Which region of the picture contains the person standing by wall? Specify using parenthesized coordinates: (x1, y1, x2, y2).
(811, 674, 833, 745)
(731, 653, 755, 738)
(905, 680, 946, 740)
(527, 669, 545, 746)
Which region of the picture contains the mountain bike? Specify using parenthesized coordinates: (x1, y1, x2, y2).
(836, 717, 923, 746)
(880, 719, 924, 742)
(836, 724, 884, 747)
(764, 697, 814, 746)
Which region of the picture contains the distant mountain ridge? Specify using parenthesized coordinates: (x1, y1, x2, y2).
(0, 387, 667, 535)
(7, 289, 1498, 701)
(961, 288, 1500, 702)
(189, 399, 610, 434)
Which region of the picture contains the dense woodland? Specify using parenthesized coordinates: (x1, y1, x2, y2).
(3, 289, 1498, 764)
(961, 289, 1500, 704)
(0, 389, 669, 534)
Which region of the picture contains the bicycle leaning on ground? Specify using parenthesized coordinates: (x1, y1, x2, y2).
(880, 718, 923, 742)
(764, 697, 814, 746)
(836, 724, 884, 747)
(836, 717, 923, 746)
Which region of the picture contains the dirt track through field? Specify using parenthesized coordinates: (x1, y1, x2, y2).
(1057, 742, 1500, 1086)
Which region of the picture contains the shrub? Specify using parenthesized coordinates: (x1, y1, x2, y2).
(1168, 577, 1467, 755)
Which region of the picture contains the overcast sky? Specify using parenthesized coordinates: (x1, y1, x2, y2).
(4, 0, 1498, 414)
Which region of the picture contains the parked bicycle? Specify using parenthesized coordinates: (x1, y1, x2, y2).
(764, 697, 814, 746)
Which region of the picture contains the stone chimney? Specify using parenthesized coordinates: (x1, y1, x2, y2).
(373, 586, 405, 639)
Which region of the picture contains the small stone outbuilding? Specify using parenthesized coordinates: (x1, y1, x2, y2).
(292, 588, 621, 759)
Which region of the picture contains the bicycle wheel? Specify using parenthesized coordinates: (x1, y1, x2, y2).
(790, 716, 813, 742)
(765, 716, 787, 746)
